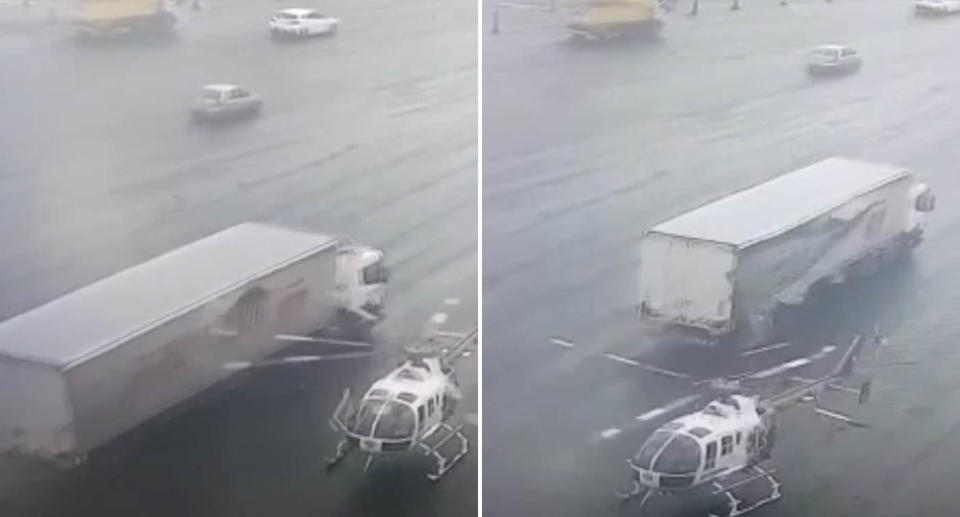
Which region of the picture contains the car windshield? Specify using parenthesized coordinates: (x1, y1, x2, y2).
(814, 48, 839, 58)
(278, 12, 300, 20)
(201, 90, 221, 100)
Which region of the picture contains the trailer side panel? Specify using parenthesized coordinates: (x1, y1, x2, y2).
(64, 248, 338, 453)
(733, 175, 915, 338)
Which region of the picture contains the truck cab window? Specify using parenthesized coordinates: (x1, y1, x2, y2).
(362, 262, 388, 284)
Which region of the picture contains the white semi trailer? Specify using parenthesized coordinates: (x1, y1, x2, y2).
(638, 157, 935, 346)
(0, 222, 387, 460)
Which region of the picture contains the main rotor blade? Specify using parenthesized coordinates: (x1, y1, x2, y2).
(814, 406, 869, 428)
(273, 334, 374, 348)
(223, 351, 374, 371)
(746, 344, 836, 380)
(596, 394, 703, 441)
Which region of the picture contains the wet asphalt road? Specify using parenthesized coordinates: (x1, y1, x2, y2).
(484, 0, 960, 516)
(0, 0, 476, 514)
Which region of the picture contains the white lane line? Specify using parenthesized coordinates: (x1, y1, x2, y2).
(444, 297, 461, 306)
(223, 361, 252, 370)
(635, 395, 702, 422)
(600, 428, 622, 440)
(431, 312, 449, 325)
(636, 407, 668, 422)
(749, 358, 811, 379)
(550, 337, 576, 349)
(603, 354, 690, 379)
(742, 342, 791, 357)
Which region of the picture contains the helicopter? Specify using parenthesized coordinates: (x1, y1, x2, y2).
(222, 309, 477, 481)
(325, 313, 477, 481)
(591, 335, 874, 517)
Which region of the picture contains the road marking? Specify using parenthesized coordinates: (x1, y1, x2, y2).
(223, 361, 251, 370)
(635, 394, 701, 422)
(600, 428, 622, 439)
(603, 354, 691, 379)
(444, 297, 461, 306)
(749, 358, 811, 379)
(550, 337, 575, 349)
(742, 342, 791, 357)
(431, 312, 449, 325)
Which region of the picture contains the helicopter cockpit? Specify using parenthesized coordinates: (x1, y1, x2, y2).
(343, 396, 417, 449)
(630, 429, 701, 490)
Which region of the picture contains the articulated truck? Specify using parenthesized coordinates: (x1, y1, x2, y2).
(0, 223, 387, 460)
(71, 0, 176, 39)
(638, 158, 935, 347)
(568, 0, 664, 42)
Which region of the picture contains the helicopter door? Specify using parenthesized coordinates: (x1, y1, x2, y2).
(703, 441, 717, 472)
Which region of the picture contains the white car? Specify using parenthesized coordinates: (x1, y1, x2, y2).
(806, 44, 862, 77)
(915, 0, 960, 15)
(269, 8, 339, 38)
(191, 84, 262, 122)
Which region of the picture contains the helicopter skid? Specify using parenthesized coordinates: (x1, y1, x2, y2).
(418, 422, 469, 481)
(709, 465, 782, 517)
(325, 438, 354, 471)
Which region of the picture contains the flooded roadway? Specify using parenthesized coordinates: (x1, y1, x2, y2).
(0, 0, 477, 514)
(483, 0, 960, 515)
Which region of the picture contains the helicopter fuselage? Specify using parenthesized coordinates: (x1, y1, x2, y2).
(339, 356, 461, 455)
(629, 395, 775, 493)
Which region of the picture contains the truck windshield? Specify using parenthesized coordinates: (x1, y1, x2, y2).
(362, 261, 388, 284)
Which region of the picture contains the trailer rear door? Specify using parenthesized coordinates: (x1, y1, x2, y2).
(639, 233, 736, 333)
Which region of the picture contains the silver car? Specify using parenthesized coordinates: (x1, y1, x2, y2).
(190, 84, 263, 122)
(806, 44, 862, 77)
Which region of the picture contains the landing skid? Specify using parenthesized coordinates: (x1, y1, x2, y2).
(417, 422, 469, 481)
(616, 464, 780, 516)
(325, 438, 354, 471)
(709, 465, 782, 517)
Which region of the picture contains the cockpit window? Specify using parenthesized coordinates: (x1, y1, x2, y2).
(348, 399, 385, 435)
(633, 431, 672, 469)
(362, 261, 388, 285)
(373, 402, 416, 439)
(347, 399, 416, 439)
(688, 427, 711, 438)
(653, 434, 701, 475)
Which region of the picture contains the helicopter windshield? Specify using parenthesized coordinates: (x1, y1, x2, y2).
(372, 402, 416, 439)
(346, 399, 416, 439)
(633, 431, 701, 474)
(633, 431, 672, 468)
(653, 434, 700, 474)
(348, 399, 385, 436)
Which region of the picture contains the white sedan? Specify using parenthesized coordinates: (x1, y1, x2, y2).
(915, 0, 960, 15)
(269, 8, 339, 38)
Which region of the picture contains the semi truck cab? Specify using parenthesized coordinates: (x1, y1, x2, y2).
(337, 246, 388, 322)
